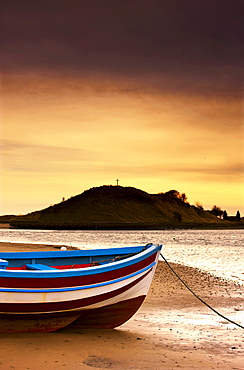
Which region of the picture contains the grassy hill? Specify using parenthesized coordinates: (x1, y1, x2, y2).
(4, 185, 241, 230)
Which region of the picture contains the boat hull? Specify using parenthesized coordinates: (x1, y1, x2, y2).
(0, 311, 80, 333)
(0, 296, 145, 333)
(0, 244, 162, 332)
(67, 295, 146, 329)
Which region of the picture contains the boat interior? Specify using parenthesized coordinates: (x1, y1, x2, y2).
(0, 245, 151, 271)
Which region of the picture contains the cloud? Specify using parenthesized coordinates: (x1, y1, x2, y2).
(2, 1, 243, 96)
(3, 72, 242, 136)
(2, 72, 242, 182)
(1, 1, 243, 215)
(1, 140, 98, 173)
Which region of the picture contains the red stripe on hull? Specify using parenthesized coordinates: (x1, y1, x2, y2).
(67, 295, 146, 329)
(0, 253, 156, 288)
(6, 263, 94, 270)
(0, 296, 145, 333)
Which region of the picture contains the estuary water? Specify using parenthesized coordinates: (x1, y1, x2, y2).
(0, 229, 243, 284)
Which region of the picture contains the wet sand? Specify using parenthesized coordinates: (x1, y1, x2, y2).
(0, 242, 243, 369)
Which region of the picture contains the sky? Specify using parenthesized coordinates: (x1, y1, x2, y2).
(1, 0, 243, 216)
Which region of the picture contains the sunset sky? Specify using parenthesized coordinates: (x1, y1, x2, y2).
(1, 0, 243, 216)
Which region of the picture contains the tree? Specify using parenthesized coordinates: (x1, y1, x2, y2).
(164, 190, 188, 203)
(165, 190, 180, 198)
(180, 193, 187, 203)
(236, 210, 241, 222)
(223, 210, 228, 220)
(211, 205, 223, 218)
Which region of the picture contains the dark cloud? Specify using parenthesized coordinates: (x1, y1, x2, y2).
(2, 1, 243, 95)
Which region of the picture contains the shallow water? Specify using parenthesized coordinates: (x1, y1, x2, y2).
(0, 229, 243, 284)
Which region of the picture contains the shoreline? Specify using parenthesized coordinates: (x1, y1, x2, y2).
(0, 242, 243, 369)
(1, 222, 244, 230)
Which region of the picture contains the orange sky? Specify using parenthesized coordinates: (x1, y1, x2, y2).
(1, 1, 243, 216)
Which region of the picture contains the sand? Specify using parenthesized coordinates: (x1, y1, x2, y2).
(0, 242, 243, 369)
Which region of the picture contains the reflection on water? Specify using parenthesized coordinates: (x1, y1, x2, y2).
(0, 229, 243, 284)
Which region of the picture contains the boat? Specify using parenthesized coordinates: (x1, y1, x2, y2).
(0, 243, 162, 333)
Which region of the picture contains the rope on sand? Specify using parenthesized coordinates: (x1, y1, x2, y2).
(160, 253, 244, 330)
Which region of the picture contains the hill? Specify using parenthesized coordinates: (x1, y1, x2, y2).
(4, 185, 241, 230)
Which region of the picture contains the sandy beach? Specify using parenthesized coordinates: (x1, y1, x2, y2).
(0, 242, 243, 369)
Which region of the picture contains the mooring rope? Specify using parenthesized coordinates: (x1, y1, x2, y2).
(160, 253, 244, 330)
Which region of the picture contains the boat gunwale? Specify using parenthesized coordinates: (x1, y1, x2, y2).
(0, 245, 148, 260)
(0, 244, 162, 278)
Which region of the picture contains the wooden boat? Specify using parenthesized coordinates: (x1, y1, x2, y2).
(0, 243, 162, 333)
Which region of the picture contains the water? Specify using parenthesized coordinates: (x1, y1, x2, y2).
(0, 229, 243, 284)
